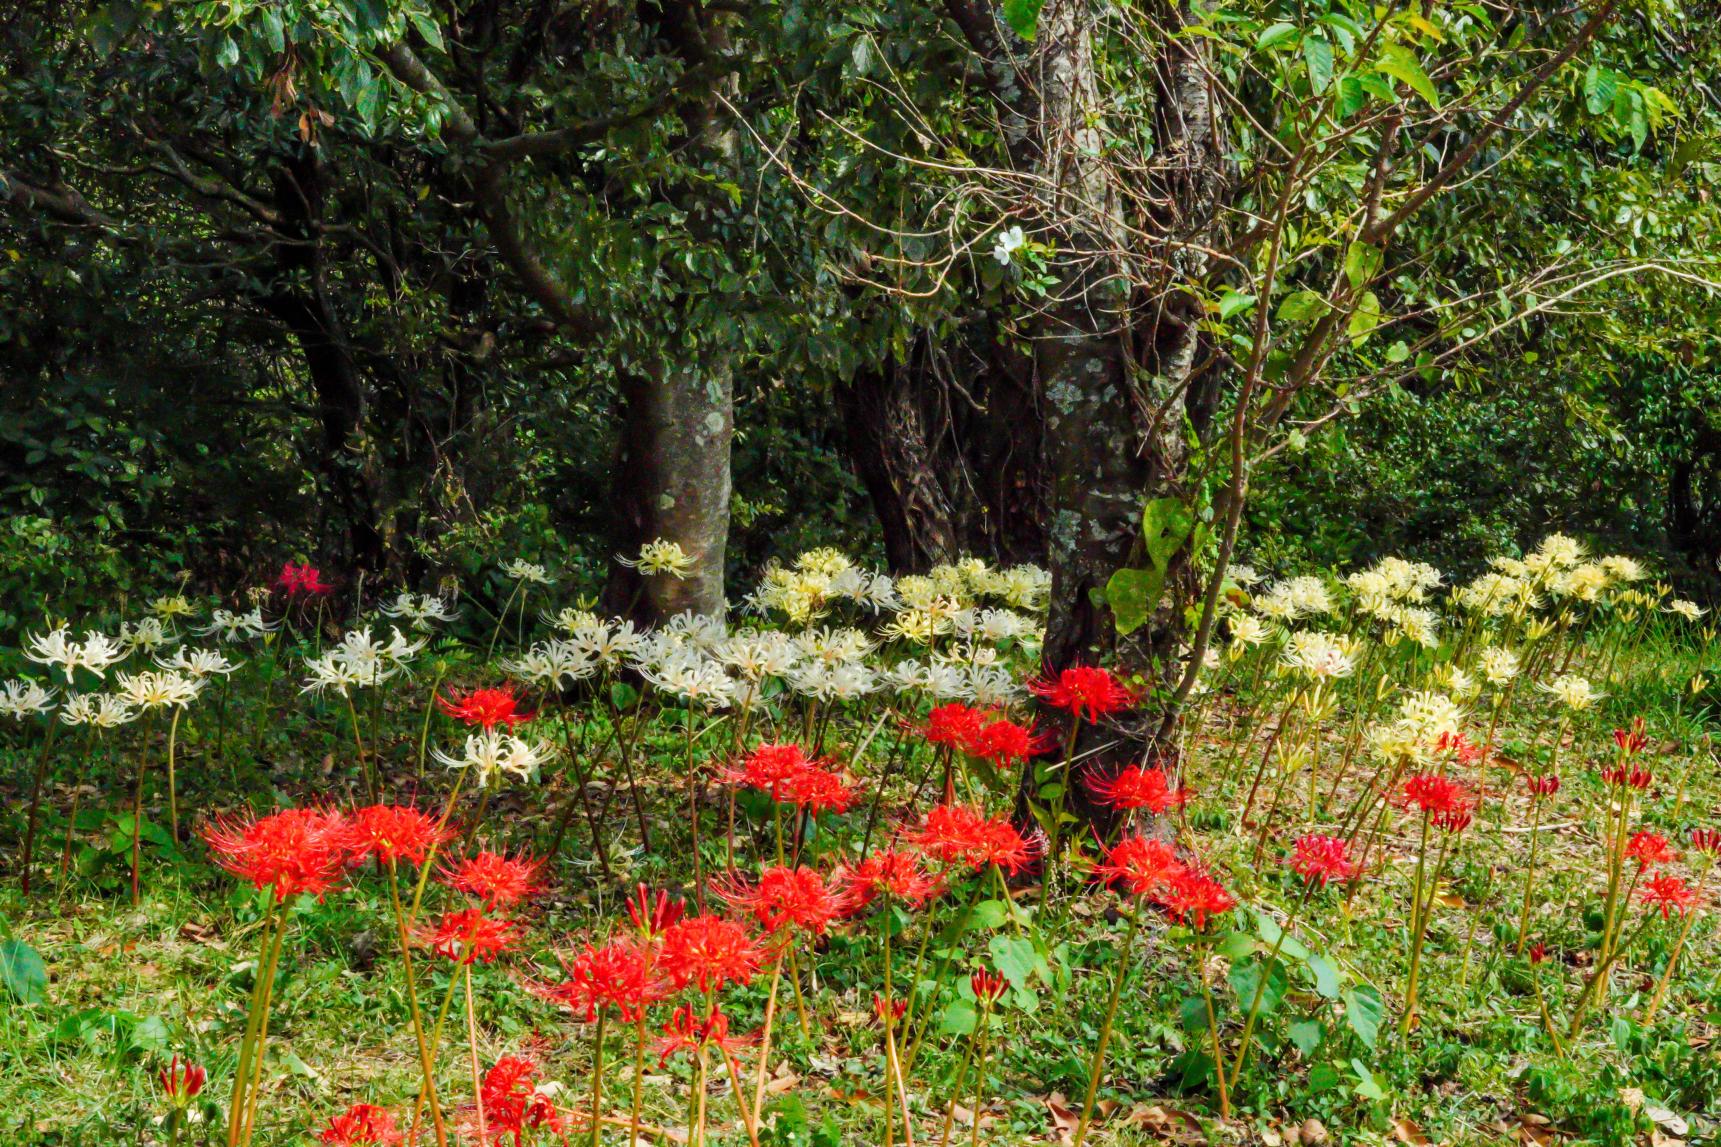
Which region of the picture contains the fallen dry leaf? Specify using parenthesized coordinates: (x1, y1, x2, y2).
(1391, 1116, 1431, 1145)
(1043, 1091, 1079, 1145)
(1300, 1117, 1329, 1144)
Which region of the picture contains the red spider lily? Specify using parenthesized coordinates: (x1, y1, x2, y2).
(920, 703, 991, 749)
(722, 743, 816, 802)
(465, 1055, 563, 1145)
(1085, 764, 1188, 813)
(1525, 773, 1561, 798)
(657, 914, 768, 992)
(427, 907, 520, 965)
(159, 1055, 205, 1102)
(908, 804, 1034, 873)
(1528, 942, 1549, 965)
(1093, 835, 1185, 897)
(1027, 665, 1140, 722)
(318, 1103, 403, 1145)
(1435, 731, 1482, 764)
(276, 561, 333, 597)
(1156, 868, 1237, 929)
(1691, 828, 1721, 855)
(713, 865, 844, 936)
(1613, 718, 1648, 756)
(627, 884, 686, 937)
(439, 850, 543, 909)
(437, 685, 536, 730)
(1400, 773, 1472, 817)
(1289, 834, 1357, 886)
(968, 717, 1053, 764)
(836, 848, 945, 910)
(1433, 807, 1474, 834)
(201, 808, 352, 902)
(655, 1005, 756, 1065)
(873, 992, 908, 1023)
(346, 804, 453, 867)
(539, 938, 665, 1022)
(782, 765, 859, 814)
(970, 968, 1009, 1003)
(1641, 873, 1697, 919)
(1625, 831, 1678, 869)
(1601, 765, 1654, 790)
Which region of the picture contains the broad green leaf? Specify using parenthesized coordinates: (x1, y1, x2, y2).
(1305, 953, 1342, 999)
(1336, 76, 1369, 119)
(987, 935, 1048, 990)
(1350, 1057, 1387, 1101)
(1342, 984, 1384, 1048)
(1376, 44, 1438, 107)
(1002, 0, 1044, 40)
(1142, 496, 1194, 569)
(1105, 567, 1166, 636)
(1228, 958, 1290, 1017)
(1289, 1018, 1324, 1054)
(1302, 35, 1334, 94)
(940, 999, 977, 1035)
(1584, 64, 1617, 116)
(0, 939, 47, 1005)
(967, 900, 1010, 931)
(1348, 291, 1383, 346)
(1276, 290, 1329, 323)
(1344, 241, 1383, 290)
(1217, 289, 1256, 320)
(1384, 340, 1411, 363)
(1256, 22, 1298, 51)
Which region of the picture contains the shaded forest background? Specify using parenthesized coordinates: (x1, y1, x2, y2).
(6, 0, 1721, 635)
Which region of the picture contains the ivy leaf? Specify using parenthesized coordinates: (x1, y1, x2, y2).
(1002, 0, 1045, 40)
(1105, 567, 1166, 636)
(1376, 44, 1439, 108)
(1141, 497, 1194, 570)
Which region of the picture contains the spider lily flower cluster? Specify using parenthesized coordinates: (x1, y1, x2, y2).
(8, 534, 1721, 1143)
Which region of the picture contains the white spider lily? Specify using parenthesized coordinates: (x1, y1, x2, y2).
(380, 592, 461, 629)
(119, 617, 175, 653)
(0, 679, 57, 719)
(115, 669, 205, 710)
(25, 628, 128, 681)
(434, 729, 556, 786)
(504, 639, 598, 687)
(59, 693, 138, 728)
(1539, 674, 1601, 711)
(157, 648, 241, 677)
(501, 559, 554, 585)
(967, 666, 1021, 706)
(641, 656, 735, 710)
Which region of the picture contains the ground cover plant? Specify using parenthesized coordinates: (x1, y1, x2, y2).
(1, 536, 1718, 1146)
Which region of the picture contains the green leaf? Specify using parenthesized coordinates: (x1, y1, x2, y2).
(1276, 290, 1329, 323)
(1348, 291, 1382, 346)
(1384, 340, 1410, 363)
(409, 11, 446, 52)
(1228, 958, 1290, 1017)
(1002, 0, 1044, 40)
(1342, 984, 1384, 1048)
(1302, 34, 1334, 94)
(987, 935, 1049, 990)
(1336, 76, 1369, 118)
(1584, 64, 1617, 116)
(1376, 44, 1439, 107)
(939, 998, 978, 1035)
(1289, 1019, 1324, 1054)
(1256, 22, 1298, 51)
(1306, 953, 1342, 999)
(1215, 931, 1257, 961)
(967, 900, 1010, 931)
(1343, 241, 1382, 290)
(1217, 289, 1256, 320)
(1350, 1057, 1387, 1101)
(1105, 567, 1166, 636)
(0, 939, 47, 1005)
(1141, 497, 1194, 570)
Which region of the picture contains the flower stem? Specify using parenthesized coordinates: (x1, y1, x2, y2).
(1072, 907, 1143, 1147)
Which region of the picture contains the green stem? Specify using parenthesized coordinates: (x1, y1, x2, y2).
(1072, 907, 1143, 1147)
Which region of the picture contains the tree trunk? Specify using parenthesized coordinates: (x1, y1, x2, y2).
(608, 359, 734, 617)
